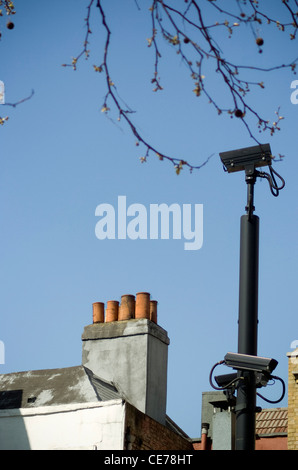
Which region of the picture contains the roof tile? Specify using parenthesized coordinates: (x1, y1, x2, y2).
(256, 407, 287, 435)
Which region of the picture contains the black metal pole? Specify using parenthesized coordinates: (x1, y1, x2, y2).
(235, 174, 259, 450)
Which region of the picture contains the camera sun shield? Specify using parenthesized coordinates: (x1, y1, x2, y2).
(224, 352, 278, 374)
(219, 143, 273, 173)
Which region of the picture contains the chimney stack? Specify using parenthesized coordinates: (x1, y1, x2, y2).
(82, 292, 169, 424)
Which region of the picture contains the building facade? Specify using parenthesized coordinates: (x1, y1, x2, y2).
(0, 292, 297, 450)
(287, 346, 298, 450)
(0, 292, 192, 450)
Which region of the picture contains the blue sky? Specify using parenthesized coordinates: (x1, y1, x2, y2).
(1, 0, 297, 437)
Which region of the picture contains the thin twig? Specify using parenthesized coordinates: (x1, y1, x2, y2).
(3, 89, 35, 108)
(63, 0, 298, 172)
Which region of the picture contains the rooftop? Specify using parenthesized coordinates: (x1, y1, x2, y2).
(0, 365, 121, 409)
(255, 407, 288, 436)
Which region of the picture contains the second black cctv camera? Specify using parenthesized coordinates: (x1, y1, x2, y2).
(214, 372, 238, 388)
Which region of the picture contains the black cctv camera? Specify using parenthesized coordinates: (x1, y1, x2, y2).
(214, 372, 238, 389)
(214, 373, 238, 388)
(224, 352, 278, 374)
(215, 370, 271, 391)
(219, 143, 273, 174)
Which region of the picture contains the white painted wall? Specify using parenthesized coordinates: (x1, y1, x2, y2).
(0, 399, 126, 450)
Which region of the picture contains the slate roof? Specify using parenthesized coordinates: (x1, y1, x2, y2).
(255, 407, 288, 436)
(0, 365, 121, 409)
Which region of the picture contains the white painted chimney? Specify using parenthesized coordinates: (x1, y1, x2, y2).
(81, 293, 170, 425)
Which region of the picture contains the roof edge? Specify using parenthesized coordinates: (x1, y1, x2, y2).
(0, 399, 125, 418)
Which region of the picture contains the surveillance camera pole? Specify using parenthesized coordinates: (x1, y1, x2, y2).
(219, 144, 285, 450)
(235, 165, 259, 450)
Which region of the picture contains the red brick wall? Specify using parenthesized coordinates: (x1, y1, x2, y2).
(124, 403, 193, 451)
(192, 440, 212, 450)
(255, 436, 287, 450)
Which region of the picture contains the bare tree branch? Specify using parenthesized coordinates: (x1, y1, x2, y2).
(61, 0, 298, 172)
(3, 89, 35, 108)
(0, 0, 25, 125)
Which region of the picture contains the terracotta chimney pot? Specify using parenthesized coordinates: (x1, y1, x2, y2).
(119, 294, 135, 321)
(92, 302, 104, 323)
(105, 300, 119, 322)
(150, 300, 158, 324)
(135, 292, 150, 319)
(201, 423, 210, 451)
